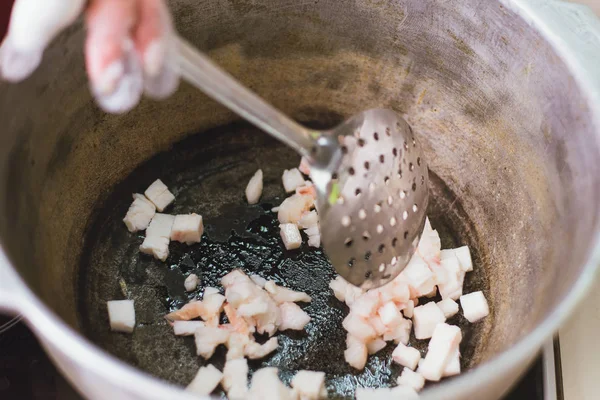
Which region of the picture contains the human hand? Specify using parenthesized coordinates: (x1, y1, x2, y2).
(0, 0, 179, 114)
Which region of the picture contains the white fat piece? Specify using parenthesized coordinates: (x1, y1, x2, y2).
(123, 194, 156, 232)
(245, 337, 279, 359)
(186, 364, 223, 396)
(413, 302, 446, 340)
(397, 368, 426, 392)
(460, 291, 490, 323)
(184, 274, 200, 292)
(437, 298, 459, 319)
(144, 179, 175, 212)
(280, 223, 302, 250)
(249, 367, 295, 400)
(278, 194, 314, 224)
(171, 213, 204, 244)
(222, 358, 249, 400)
(282, 168, 305, 193)
(172, 320, 204, 336)
(419, 323, 462, 381)
(194, 326, 230, 359)
(278, 302, 311, 331)
(246, 169, 264, 205)
(264, 281, 311, 304)
(344, 335, 368, 370)
(146, 213, 175, 238)
(139, 236, 169, 261)
(392, 343, 421, 370)
(107, 300, 135, 333)
(291, 370, 327, 399)
(443, 348, 461, 377)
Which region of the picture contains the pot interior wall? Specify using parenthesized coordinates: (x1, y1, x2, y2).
(0, 0, 598, 390)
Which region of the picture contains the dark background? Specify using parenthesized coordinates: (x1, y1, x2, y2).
(0, 0, 14, 39)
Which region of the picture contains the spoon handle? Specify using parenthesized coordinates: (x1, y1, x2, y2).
(175, 35, 316, 157)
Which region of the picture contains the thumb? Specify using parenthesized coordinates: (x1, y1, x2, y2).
(0, 0, 85, 82)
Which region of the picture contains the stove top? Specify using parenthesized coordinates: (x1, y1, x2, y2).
(0, 315, 561, 399)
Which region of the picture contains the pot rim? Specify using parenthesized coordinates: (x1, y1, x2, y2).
(1, 0, 599, 399)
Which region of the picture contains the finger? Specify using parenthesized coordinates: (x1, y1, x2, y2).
(135, 0, 178, 99)
(0, 0, 85, 82)
(85, 0, 143, 113)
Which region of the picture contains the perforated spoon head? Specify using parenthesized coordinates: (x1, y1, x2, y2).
(309, 109, 429, 289)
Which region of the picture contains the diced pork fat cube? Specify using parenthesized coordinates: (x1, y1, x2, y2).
(413, 302, 446, 340)
(304, 225, 320, 237)
(403, 300, 415, 318)
(454, 245, 473, 272)
(437, 298, 459, 319)
(186, 364, 223, 396)
(222, 358, 249, 400)
(200, 293, 226, 321)
(221, 269, 253, 287)
(204, 286, 220, 296)
(383, 317, 412, 345)
(298, 210, 319, 229)
(245, 337, 279, 359)
(225, 332, 251, 360)
(292, 370, 327, 400)
(443, 348, 461, 377)
(194, 326, 230, 359)
(165, 300, 204, 321)
(367, 338, 387, 355)
(299, 157, 311, 175)
(296, 181, 317, 199)
(392, 343, 421, 370)
(344, 335, 368, 370)
(184, 273, 199, 292)
(355, 386, 419, 400)
(246, 169, 263, 205)
(417, 217, 441, 264)
(307, 234, 321, 248)
(343, 312, 377, 342)
(279, 302, 311, 331)
(253, 304, 279, 336)
(397, 368, 425, 392)
(351, 292, 380, 318)
(264, 281, 311, 304)
(107, 300, 135, 333)
(378, 301, 404, 327)
(146, 213, 175, 238)
(460, 291, 490, 323)
(329, 276, 348, 302)
(139, 236, 169, 261)
(170, 213, 203, 245)
(438, 273, 465, 301)
(237, 298, 269, 317)
(173, 320, 204, 336)
(249, 367, 296, 400)
(123, 194, 156, 232)
(419, 323, 462, 381)
(282, 168, 305, 193)
(250, 274, 267, 288)
(278, 194, 314, 224)
(144, 179, 175, 212)
(400, 253, 435, 296)
(368, 315, 388, 336)
(280, 223, 302, 250)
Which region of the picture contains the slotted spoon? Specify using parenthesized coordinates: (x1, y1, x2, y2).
(174, 36, 429, 289)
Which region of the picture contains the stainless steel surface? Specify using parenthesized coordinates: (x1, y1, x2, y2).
(0, 0, 598, 399)
(543, 339, 558, 400)
(319, 110, 429, 288)
(177, 37, 429, 288)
